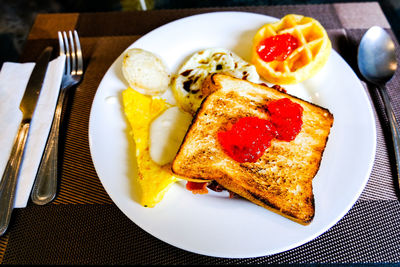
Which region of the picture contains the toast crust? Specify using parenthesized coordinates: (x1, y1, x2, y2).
(172, 74, 334, 225)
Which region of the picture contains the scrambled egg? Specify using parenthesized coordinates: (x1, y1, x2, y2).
(122, 87, 178, 208)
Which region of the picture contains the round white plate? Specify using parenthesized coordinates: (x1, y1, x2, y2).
(88, 12, 376, 258)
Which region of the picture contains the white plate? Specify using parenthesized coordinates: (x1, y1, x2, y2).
(88, 12, 376, 258)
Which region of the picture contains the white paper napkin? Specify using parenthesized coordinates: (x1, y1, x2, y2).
(0, 55, 65, 208)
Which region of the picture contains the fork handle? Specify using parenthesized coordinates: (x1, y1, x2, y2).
(31, 89, 66, 205)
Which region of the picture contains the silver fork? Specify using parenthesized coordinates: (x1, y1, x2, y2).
(31, 30, 83, 205)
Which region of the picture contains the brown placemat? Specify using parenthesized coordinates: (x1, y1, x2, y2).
(1, 2, 399, 264)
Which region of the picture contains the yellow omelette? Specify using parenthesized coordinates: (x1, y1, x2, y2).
(122, 87, 178, 208)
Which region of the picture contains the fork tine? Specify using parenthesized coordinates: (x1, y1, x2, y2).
(73, 30, 83, 76)
(62, 31, 71, 75)
(58, 31, 67, 75)
(68, 31, 76, 75)
(58, 31, 65, 57)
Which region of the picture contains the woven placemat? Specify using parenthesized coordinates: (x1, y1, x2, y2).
(1, 2, 399, 264)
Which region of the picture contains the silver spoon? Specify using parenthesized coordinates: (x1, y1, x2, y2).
(358, 26, 399, 191)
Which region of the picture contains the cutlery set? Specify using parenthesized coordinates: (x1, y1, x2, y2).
(0, 30, 83, 236)
(0, 47, 52, 236)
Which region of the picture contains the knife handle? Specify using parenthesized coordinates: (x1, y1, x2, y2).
(0, 122, 30, 236)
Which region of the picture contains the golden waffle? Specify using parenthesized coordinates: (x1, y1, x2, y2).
(251, 14, 331, 85)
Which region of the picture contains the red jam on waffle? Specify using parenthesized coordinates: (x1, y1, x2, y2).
(256, 33, 299, 62)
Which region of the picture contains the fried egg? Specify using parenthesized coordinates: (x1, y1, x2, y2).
(172, 48, 260, 114)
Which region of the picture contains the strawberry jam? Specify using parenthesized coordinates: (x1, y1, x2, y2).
(267, 98, 303, 141)
(256, 33, 299, 62)
(217, 98, 303, 163)
(217, 117, 277, 163)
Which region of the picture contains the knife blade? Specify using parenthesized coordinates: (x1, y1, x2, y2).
(0, 46, 53, 236)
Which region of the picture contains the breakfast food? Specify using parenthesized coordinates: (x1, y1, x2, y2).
(121, 13, 335, 213)
(122, 87, 178, 207)
(172, 74, 334, 224)
(149, 106, 193, 166)
(172, 48, 260, 114)
(252, 14, 331, 85)
(122, 48, 170, 95)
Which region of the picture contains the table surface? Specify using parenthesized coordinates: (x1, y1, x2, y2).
(0, 1, 399, 264)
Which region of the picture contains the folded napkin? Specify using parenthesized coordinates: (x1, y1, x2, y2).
(0, 55, 65, 208)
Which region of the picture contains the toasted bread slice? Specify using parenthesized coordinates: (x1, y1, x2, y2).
(172, 74, 333, 224)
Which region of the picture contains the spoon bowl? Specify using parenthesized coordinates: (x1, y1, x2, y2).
(358, 26, 397, 84)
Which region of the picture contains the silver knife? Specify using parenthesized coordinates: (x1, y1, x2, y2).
(0, 46, 53, 236)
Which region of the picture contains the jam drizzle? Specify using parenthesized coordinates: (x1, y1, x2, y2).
(256, 33, 299, 62)
(218, 117, 277, 163)
(267, 98, 303, 141)
(217, 98, 303, 163)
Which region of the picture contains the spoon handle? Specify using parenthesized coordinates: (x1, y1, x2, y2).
(378, 85, 400, 190)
